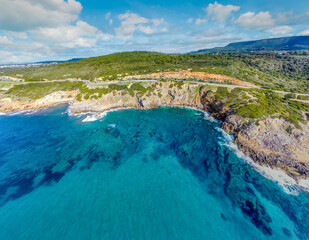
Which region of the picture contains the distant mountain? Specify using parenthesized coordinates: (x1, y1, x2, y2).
(36, 58, 84, 64)
(190, 36, 309, 54)
(0, 58, 85, 68)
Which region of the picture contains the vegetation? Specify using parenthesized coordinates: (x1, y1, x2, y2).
(1, 77, 308, 128)
(297, 95, 309, 101)
(1, 51, 309, 93)
(285, 93, 297, 99)
(192, 36, 309, 53)
(76, 82, 151, 101)
(0, 82, 16, 89)
(207, 87, 309, 128)
(1, 51, 308, 127)
(6, 81, 84, 100)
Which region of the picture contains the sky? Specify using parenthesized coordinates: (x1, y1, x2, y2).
(0, 0, 309, 64)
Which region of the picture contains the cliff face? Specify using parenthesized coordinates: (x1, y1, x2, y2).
(0, 90, 78, 113)
(222, 115, 309, 179)
(69, 82, 202, 114)
(1, 81, 308, 179)
(198, 88, 309, 179)
(69, 82, 309, 179)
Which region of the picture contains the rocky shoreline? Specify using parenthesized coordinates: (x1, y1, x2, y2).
(1, 82, 308, 181)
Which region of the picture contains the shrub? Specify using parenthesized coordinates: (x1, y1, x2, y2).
(285, 93, 296, 99)
(297, 95, 309, 101)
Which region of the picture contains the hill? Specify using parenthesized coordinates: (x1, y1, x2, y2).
(191, 36, 309, 54)
(1, 51, 309, 93)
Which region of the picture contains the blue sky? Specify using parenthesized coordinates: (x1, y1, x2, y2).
(0, 0, 308, 63)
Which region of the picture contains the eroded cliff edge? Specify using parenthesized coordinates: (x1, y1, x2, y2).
(67, 82, 309, 180)
(1, 81, 309, 180)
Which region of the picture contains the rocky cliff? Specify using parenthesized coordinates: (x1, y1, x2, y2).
(1, 81, 308, 180)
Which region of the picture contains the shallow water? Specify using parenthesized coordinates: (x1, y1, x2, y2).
(0, 106, 308, 240)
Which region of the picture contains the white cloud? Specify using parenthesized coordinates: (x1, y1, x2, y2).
(268, 26, 293, 35)
(277, 11, 309, 26)
(152, 18, 165, 27)
(138, 26, 156, 35)
(195, 18, 208, 25)
(187, 18, 193, 24)
(114, 12, 166, 41)
(0, 1, 115, 63)
(5, 31, 28, 39)
(0, 36, 14, 45)
(297, 29, 309, 36)
(0, 37, 57, 63)
(105, 12, 111, 19)
(0, 0, 82, 31)
(31, 20, 112, 47)
(235, 11, 275, 30)
(0, 51, 34, 64)
(206, 1, 240, 22)
(115, 13, 148, 41)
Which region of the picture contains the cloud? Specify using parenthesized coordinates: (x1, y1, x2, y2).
(0, 51, 34, 64)
(115, 12, 148, 40)
(277, 11, 309, 26)
(195, 18, 208, 25)
(0, 36, 15, 45)
(268, 26, 293, 35)
(0, 37, 57, 64)
(234, 11, 275, 30)
(105, 12, 111, 19)
(31, 20, 112, 47)
(114, 12, 166, 41)
(152, 18, 165, 27)
(5, 31, 27, 39)
(187, 18, 193, 24)
(0, 1, 115, 63)
(138, 26, 156, 35)
(297, 29, 309, 36)
(105, 12, 113, 25)
(0, 0, 82, 31)
(205, 1, 240, 22)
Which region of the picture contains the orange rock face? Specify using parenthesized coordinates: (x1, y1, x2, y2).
(125, 70, 257, 87)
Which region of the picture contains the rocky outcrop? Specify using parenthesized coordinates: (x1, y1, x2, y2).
(69, 82, 202, 115)
(136, 94, 144, 108)
(222, 115, 309, 179)
(0, 90, 78, 113)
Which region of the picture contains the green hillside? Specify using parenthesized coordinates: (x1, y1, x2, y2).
(1, 51, 309, 93)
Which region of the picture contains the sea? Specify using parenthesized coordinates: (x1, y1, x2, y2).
(0, 105, 308, 240)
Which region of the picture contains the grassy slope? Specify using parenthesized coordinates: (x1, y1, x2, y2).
(1, 51, 309, 93)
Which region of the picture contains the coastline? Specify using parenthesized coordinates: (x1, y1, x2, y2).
(72, 105, 309, 193)
(2, 101, 309, 193)
(1, 82, 309, 184)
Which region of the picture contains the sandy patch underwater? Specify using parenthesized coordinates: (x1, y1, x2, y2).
(0, 106, 308, 240)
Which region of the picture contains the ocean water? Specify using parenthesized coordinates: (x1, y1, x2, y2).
(0, 106, 308, 240)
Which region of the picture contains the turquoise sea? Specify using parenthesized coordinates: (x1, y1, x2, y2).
(0, 106, 308, 240)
